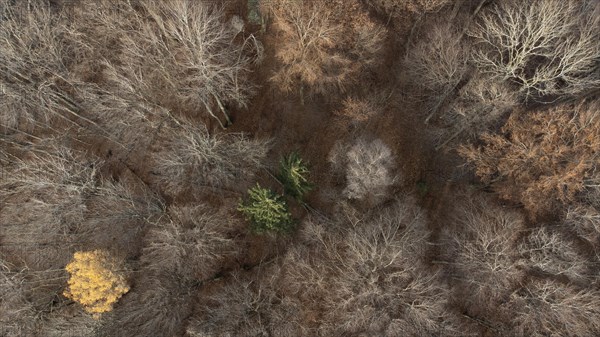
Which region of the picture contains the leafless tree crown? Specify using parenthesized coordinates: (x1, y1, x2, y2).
(470, 0, 600, 101)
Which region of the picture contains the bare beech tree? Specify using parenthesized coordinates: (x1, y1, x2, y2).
(509, 280, 600, 336)
(329, 137, 398, 207)
(470, 0, 600, 101)
(517, 227, 590, 282)
(153, 122, 269, 197)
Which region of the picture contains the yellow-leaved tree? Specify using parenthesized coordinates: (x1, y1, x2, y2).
(63, 250, 130, 318)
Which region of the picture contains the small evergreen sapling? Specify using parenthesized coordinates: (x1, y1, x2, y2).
(238, 184, 293, 233)
(278, 152, 313, 200)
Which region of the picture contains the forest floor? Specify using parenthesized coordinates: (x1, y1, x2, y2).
(222, 0, 477, 269)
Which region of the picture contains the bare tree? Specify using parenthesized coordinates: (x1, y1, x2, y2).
(152, 121, 270, 197)
(517, 227, 590, 282)
(79, 177, 165, 255)
(0, 258, 39, 337)
(188, 270, 306, 337)
(0, 143, 98, 271)
(264, 0, 384, 98)
(0, 138, 166, 336)
(142, 205, 238, 281)
(0, 0, 160, 153)
(570, 183, 600, 245)
(366, 0, 451, 16)
(0, 253, 100, 337)
(188, 197, 468, 336)
(405, 20, 469, 122)
(1, 138, 164, 259)
(100, 274, 193, 337)
(37, 306, 100, 337)
(73, 0, 259, 128)
(329, 137, 398, 207)
(440, 193, 524, 310)
(434, 75, 517, 148)
(452, 75, 518, 121)
(0, 0, 72, 135)
(509, 280, 600, 336)
(293, 199, 467, 336)
(565, 205, 600, 244)
(69, 82, 163, 151)
(322, 199, 471, 336)
(470, 0, 600, 101)
(334, 198, 429, 274)
(0, 144, 97, 334)
(100, 207, 241, 337)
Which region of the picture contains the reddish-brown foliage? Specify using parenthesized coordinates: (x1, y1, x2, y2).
(264, 0, 384, 97)
(460, 102, 600, 216)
